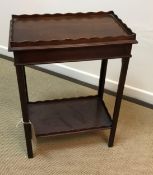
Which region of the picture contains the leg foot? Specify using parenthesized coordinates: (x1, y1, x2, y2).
(24, 124, 33, 158)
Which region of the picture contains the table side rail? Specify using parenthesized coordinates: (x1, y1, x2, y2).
(14, 44, 132, 65)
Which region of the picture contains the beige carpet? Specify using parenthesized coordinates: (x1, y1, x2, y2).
(0, 58, 153, 175)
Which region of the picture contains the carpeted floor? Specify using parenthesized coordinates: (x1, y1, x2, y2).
(0, 58, 153, 175)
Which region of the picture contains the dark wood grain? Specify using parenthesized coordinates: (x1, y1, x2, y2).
(108, 58, 130, 147)
(15, 65, 33, 158)
(14, 44, 132, 65)
(98, 59, 108, 98)
(28, 96, 112, 136)
(9, 11, 137, 51)
(8, 11, 137, 158)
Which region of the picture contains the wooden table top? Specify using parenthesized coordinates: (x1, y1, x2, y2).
(9, 11, 137, 51)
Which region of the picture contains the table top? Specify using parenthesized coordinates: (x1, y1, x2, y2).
(9, 11, 137, 51)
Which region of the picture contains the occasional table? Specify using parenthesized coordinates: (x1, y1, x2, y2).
(8, 11, 137, 158)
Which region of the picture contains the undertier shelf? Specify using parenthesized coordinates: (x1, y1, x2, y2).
(28, 96, 112, 136)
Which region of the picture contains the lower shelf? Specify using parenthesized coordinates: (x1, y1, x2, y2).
(28, 96, 112, 136)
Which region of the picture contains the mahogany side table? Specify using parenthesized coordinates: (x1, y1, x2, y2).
(8, 11, 137, 158)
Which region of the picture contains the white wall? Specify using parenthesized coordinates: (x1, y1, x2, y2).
(0, 0, 153, 104)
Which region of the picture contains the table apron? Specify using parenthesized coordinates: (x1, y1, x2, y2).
(14, 44, 132, 65)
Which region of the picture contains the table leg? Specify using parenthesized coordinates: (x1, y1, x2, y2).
(98, 59, 108, 99)
(15, 65, 33, 158)
(108, 57, 130, 147)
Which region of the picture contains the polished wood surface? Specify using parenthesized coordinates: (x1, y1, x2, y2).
(12, 14, 128, 41)
(28, 96, 112, 136)
(9, 11, 137, 51)
(8, 11, 137, 158)
(14, 44, 132, 65)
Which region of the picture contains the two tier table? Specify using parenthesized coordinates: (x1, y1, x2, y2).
(8, 11, 137, 158)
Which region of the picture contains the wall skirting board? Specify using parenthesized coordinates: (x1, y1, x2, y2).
(1, 45, 153, 106)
